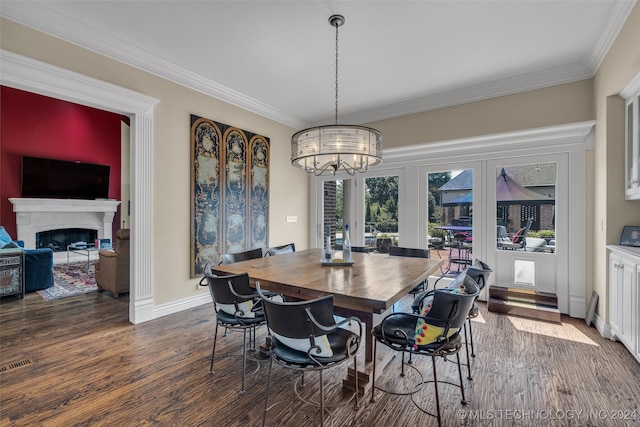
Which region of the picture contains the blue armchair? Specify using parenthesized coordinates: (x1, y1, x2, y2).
(0, 226, 54, 293)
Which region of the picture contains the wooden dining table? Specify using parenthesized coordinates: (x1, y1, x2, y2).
(213, 248, 443, 363)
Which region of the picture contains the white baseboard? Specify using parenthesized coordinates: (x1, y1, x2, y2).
(153, 293, 211, 320)
(593, 313, 612, 339)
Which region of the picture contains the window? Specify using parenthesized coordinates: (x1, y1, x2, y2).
(365, 176, 398, 249)
(495, 164, 556, 252)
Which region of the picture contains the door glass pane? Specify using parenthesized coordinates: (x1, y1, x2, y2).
(495, 164, 556, 253)
(322, 179, 342, 248)
(365, 176, 398, 251)
(428, 169, 473, 270)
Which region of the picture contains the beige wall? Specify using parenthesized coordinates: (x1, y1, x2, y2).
(368, 79, 594, 148)
(1, 18, 309, 305)
(593, 3, 640, 322)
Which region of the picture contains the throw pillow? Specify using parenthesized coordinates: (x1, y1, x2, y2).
(271, 332, 333, 358)
(3, 241, 20, 249)
(413, 281, 471, 349)
(217, 300, 255, 319)
(511, 227, 524, 243)
(0, 226, 13, 247)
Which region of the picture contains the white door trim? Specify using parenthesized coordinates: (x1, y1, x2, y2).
(1, 49, 159, 324)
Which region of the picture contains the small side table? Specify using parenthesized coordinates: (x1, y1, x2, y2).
(0, 249, 25, 299)
(67, 244, 99, 272)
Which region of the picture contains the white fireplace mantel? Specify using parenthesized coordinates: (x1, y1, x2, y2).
(9, 198, 121, 250)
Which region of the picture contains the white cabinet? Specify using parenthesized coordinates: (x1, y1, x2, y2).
(607, 245, 640, 363)
(636, 267, 640, 363)
(623, 72, 640, 200)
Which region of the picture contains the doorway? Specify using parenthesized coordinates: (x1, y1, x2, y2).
(486, 154, 569, 311)
(3, 50, 158, 323)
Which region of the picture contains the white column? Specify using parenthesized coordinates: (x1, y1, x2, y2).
(129, 111, 154, 324)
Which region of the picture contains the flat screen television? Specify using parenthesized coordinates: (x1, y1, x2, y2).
(21, 156, 111, 200)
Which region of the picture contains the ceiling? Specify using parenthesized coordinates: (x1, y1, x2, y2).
(1, 1, 636, 130)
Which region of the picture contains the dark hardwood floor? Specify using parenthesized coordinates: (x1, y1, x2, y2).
(1, 289, 639, 426)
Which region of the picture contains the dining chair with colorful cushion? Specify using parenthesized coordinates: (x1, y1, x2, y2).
(257, 283, 362, 427)
(202, 266, 267, 394)
(371, 274, 479, 427)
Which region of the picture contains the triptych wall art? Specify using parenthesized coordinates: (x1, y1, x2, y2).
(190, 114, 270, 277)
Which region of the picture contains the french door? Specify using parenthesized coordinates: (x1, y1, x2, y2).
(485, 154, 569, 310)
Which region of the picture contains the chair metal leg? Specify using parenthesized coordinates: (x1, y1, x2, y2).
(432, 356, 441, 427)
(241, 328, 247, 394)
(262, 356, 273, 427)
(456, 352, 467, 404)
(400, 350, 406, 377)
(468, 318, 476, 357)
(210, 322, 220, 374)
(354, 354, 360, 409)
(319, 369, 325, 427)
(370, 340, 378, 403)
(463, 323, 472, 380)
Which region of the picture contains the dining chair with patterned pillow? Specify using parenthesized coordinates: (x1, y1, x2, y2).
(371, 274, 479, 427)
(257, 283, 362, 427)
(202, 266, 267, 394)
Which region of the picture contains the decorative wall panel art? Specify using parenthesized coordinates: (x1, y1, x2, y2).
(190, 114, 269, 277)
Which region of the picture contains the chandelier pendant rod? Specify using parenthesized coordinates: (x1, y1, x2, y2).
(290, 14, 382, 176)
(334, 16, 340, 125)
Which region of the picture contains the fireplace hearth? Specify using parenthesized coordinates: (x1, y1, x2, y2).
(9, 198, 120, 264)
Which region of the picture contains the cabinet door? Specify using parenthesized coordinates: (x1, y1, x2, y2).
(636, 267, 640, 363)
(609, 254, 621, 335)
(618, 256, 636, 348)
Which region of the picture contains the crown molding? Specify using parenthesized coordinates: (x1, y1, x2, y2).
(621, 70, 640, 98)
(0, 50, 159, 114)
(0, 3, 305, 129)
(584, 0, 637, 73)
(1, 1, 633, 128)
(383, 121, 596, 163)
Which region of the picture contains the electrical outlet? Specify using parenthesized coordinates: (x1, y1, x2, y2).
(286, 216, 297, 223)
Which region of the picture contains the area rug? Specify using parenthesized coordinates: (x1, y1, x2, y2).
(37, 262, 98, 300)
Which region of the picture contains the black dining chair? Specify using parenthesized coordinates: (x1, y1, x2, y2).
(411, 266, 488, 380)
(463, 259, 493, 359)
(389, 246, 431, 297)
(201, 265, 266, 394)
(257, 283, 362, 427)
(265, 242, 295, 256)
(219, 247, 264, 265)
(371, 274, 479, 427)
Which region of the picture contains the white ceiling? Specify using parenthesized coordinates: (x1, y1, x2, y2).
(1, 1, 636, 129)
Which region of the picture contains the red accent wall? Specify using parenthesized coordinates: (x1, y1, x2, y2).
(0, 86, 122, 238)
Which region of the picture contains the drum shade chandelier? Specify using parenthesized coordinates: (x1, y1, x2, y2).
(291, 15, 383, 176)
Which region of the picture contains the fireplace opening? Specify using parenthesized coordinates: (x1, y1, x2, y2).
(36, 228, 97, 252)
